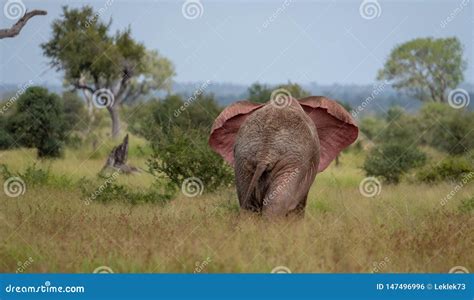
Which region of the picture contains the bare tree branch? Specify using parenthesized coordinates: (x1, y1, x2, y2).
(0, 10, 47, 39)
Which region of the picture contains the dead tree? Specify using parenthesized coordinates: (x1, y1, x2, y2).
(101, 134, 139, 174)
(0, 10, 47, 39)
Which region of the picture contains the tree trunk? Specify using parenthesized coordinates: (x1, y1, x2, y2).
(107, 105, 121, 139)
(101, 134, 139, 174)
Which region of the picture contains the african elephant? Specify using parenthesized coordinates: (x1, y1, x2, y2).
(209, 96, 358, 217)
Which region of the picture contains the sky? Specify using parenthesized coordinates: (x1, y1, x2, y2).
(0, 0, 473, 86)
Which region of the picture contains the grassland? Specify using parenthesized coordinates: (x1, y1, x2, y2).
(0, 140, 472, 273)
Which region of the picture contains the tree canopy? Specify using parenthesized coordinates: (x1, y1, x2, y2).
(41, 6, 175, 138)
(377, 37, 465, 103)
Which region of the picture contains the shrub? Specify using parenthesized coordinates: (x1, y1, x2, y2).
(362, 106, 426, 183)
(9, 87, 66, 158)
(148, 126, 234, 193)
(0, 115, 15, 149)
(363, 142, 426, 183)
(416, 157, 473, 183)
(419, 103, 474, 155)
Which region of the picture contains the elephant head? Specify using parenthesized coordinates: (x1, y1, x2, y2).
(209, 96, 358, 217)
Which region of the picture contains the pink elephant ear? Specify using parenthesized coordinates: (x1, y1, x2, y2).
(209, 100, 264, 166)
(298, 96, 359, 172)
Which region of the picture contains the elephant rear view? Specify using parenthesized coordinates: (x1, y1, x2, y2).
(209, 96, 358, 217)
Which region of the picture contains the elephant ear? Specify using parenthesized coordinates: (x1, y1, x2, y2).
(209, 100, 264, 166)
(298, 96, 359, 172)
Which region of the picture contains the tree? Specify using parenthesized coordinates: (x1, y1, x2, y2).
(377, 37, 466, 103)
(41, 6, 174, 138)
(248, 82, 272, 103)
(247, 81, 310, 103)
(9, 87, 66, 158)
(0, 10, 46, 39)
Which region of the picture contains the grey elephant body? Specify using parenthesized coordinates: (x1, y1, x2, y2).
(209, 96, 358, 218)
(233, 101, 320, 217)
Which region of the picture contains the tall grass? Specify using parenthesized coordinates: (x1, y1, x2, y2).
(0, 147, 472, 273)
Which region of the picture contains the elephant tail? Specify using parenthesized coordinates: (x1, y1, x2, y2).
(243, 163, 268, 207)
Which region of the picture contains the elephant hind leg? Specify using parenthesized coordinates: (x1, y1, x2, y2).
(243, 164, 267, 205)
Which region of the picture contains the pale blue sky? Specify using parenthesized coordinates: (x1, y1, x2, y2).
(1, 0, 473, 86)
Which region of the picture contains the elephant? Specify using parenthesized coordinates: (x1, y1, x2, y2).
(209, 96, 358, 217)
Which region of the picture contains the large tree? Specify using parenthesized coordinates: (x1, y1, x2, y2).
(377, 37, 466, 103)
(41, 6, 175, 138)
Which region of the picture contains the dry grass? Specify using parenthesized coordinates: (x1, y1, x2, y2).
(0, 147, 472, 273)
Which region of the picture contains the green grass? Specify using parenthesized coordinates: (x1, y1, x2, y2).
(0, 146, 472, 273)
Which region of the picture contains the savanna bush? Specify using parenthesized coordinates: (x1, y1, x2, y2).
(419, 103, 474, 155)
(129, 93, 234, 192)
(363, 106, 426, 183)
(147, 126, 234, 192)
(416, 157, 473, 183)
(8, 87, 66, 158)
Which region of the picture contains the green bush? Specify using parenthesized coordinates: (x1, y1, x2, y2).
(419, 103, 474, 155)
(362, 106, 426, 183)
(0, 115, 15, 149)
(363, 142, 426, 183)
(8, 87, 66, 158)
(147, 126, 234, 193)
(416, 157, 473, 183)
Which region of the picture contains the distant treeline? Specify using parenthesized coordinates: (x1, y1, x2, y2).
(1, 81, 473, 116)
